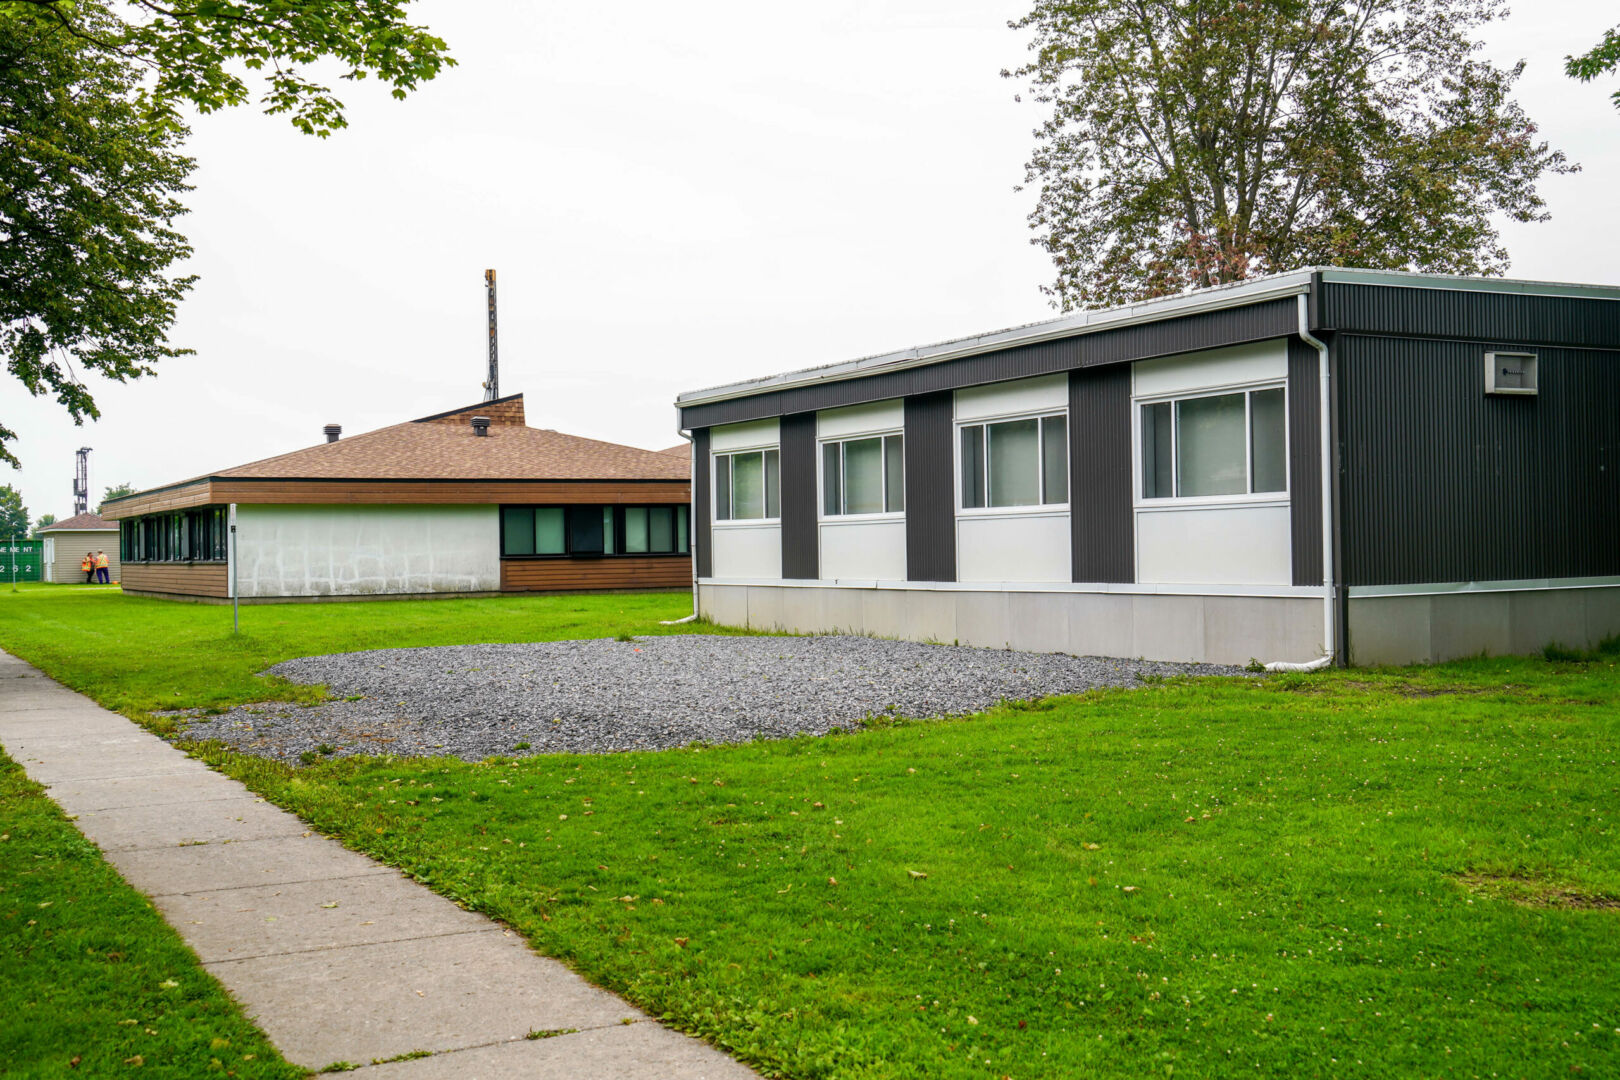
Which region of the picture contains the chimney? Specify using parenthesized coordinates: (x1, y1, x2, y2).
(470, 416, 491, 437)
(323, 424, 342, 443)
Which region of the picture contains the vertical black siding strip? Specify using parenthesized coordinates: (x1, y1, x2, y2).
(904, 392, 956, 581)
(1339, 335, 1620, 586)
(1069, 367, 1135, 582)
(778, 412, 819, 578)
(1287, 337, 1324, 587)
(692, 428, 712, 579)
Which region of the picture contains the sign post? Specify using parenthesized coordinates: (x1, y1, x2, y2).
(229, 504, 239, 634)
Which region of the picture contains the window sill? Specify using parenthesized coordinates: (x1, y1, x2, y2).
(1134, 494, 1289, 512)
(819, 513, 905, 525)
(712, 519, 781, 529)
(956, 505, 1069, 520)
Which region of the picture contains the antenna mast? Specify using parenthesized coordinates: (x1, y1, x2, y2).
(483, 268, 499, 401)
(73, 447, 92, 516)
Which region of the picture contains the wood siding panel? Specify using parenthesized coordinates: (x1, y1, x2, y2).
(121, 562, 228, 598)
(501, 556, 691, 592)
(101, 482, 215, 519)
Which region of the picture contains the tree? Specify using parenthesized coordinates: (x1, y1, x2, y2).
(1007, 0, 1574, 308)
(1567, 26, 1620, 112)
(32, 512, 56, 536)
(1, 6, 195, 469)
(1, 2, 453, 467)
(99, 481, 136, 512)
(0, 484, 27, 538)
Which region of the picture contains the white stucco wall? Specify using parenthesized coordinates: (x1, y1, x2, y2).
(234, 504, 500, 598)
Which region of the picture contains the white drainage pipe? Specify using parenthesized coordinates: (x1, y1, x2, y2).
(1265, 292, 1335, 674)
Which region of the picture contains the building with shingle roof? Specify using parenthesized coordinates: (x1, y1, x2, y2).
(38, 512, 121, 584)
(101, 394, 692, 601)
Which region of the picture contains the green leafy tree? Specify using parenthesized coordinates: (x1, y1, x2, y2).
(1008, 0, 1575, 308)
(99, 481, 137, 512)
(1567, 26, 1620, 111)
(32, 512, 56, 536)
(0, 484, 27, 537)
(0, 2, 453, 467)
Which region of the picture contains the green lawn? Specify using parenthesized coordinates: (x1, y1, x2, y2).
(0, 587, 719, 723)
(2, 588, 1618, 1079)
(0, 754, 302, 1079)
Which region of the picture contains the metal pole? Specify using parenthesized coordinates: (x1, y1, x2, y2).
(229, 504, 238, 634)
(9, 534, 15, 592)
(484, 268, 499, 401)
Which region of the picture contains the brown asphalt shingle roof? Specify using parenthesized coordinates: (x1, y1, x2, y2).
(39, 512, 117, 532)
(215, 419, 689, 481)
(657, 443, 691, 458)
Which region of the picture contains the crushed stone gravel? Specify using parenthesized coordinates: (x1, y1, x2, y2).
(171, 634, 1245, 763)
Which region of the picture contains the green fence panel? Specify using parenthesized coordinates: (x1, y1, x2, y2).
(2, 539, 43, 581)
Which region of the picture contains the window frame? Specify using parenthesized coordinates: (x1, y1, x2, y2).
(818, 429, 905, 521)
(711, 444, 782, 526)
(499, 504, 691, 559)
(953, 409, 1071, 516)
(121, 507, 229, 563)
(1132, 379, 1290, 508)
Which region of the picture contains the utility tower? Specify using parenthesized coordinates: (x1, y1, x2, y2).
(483, 268, 499, 401)
(73, 447, 92, 516)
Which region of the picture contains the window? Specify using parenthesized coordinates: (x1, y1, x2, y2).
(501, 505, 689, 557)
(1140, 387, 1286, 499)
(822, 434, 904, 516)
(123, 508, 228, 562)
(714, 449, 779, 521)
(960, 415, 1067, 509)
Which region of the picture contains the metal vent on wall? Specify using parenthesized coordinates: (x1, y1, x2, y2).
(1484, 351, 1537, 396)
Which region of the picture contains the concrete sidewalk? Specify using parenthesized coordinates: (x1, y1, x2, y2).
(0, 649, 756, 1079)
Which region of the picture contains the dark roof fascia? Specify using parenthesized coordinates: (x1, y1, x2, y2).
(676, 267, 1620, 430)
(410, 393, 525, 423)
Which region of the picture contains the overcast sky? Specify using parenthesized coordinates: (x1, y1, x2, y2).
(6, 0, 1617, 522)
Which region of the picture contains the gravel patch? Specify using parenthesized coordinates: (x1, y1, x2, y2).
(173, 634, 1245, 763)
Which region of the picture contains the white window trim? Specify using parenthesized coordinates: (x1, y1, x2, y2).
(712, 444, 781, 528)
(1131, 379, 1290, 510)
(953, 409, 1070, 516)
(817, 429, 905, 522)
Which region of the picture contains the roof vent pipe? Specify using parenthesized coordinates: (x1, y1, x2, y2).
(470, 416, 491, 436)
(323, 424, 341, 443)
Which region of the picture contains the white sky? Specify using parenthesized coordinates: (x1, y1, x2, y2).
(5, 0, 1617, 521)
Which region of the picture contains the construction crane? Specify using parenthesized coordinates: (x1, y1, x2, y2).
(482, 268, 499, 401)
(73, 447, 92, 516)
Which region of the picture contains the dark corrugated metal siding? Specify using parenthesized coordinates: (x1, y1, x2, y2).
(1287, 338, 1324, 587)
(680, 299, 1297, 428)
(1068, 367, 1134, 582)
(692, 428, 712, 579)
(778, 412, 819, 578)
(904, 392, 956, 581)
(1321, 283, 1620, 349)
(1340, 336, 1620, 585)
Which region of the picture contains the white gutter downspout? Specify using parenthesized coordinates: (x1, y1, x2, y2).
(1265, 292, 1335, 672)
(660, 427, 699, 625)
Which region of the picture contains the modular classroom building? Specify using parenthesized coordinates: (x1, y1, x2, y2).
(102, 395, 691, 602)
(675, 269, 1620, 666)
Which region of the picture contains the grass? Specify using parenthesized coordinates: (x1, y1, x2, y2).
(0, 754, 302, 1079)
(0, 587, 724, 726)
(3, 588, 1619, 1077)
